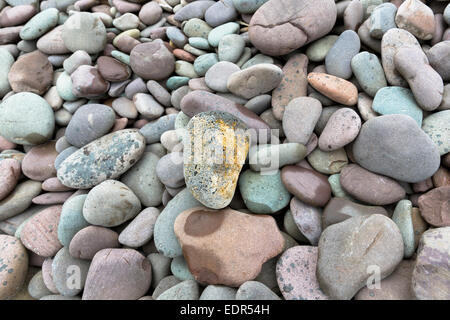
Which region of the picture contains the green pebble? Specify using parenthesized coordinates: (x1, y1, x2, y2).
(422, 110, 450, 155)
(306, 35, 339, 62)
(183, 18, 212, 39)
(241, 53, 274, 69)
(392, 200, 415, 258)
(328, 174, 355, 200)
(166, 76, 190, 91)
(20, 8, 59, 40)
(171, 256, 195, 281)
(111, 50, 130, 65)
(57, 195, 89, 247)
(56, 71, 77, 102)
(189, 37, 211, 50)
(208, 22, 240, 47)
(351, 51, 387, 97)
(307, 148, 348, 175)
(193, 53, 218, 76)
(175, 61, 198, 79)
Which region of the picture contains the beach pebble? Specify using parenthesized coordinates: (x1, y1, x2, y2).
(351, 51, 387, 97)
(318, 108, 361, 151)
(200, 285, 237, 300)
(0, 180, 42, 222)
(418, 186, 450, 227)
(392, 200, 415, 258)
(118, 207, 159, 248)
(395, 0, 435, 40)
(422, 110, 450, 155)
(369, 3, 398, 39)
(0, 159, 21, 202)
(325, 30, 361, 79)
(69, 226, 119, 260)
(249, 143, 307, 172)
(0, 235, 28, 300)
(307, 72, 358, 106)
(204, 61, 240, 93)
(57, 195, 89, 247)
(307, 148, 349, 175)
(156, 279, 200, 300)
(236, 281, 280, 300)
(52, 247, 90, 296)
(289, 197, 322, 245)
(130, 40, 175, 81)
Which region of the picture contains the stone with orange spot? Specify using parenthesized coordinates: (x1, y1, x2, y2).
(307, 72, 358, 106)
(174, 207, 284, 287)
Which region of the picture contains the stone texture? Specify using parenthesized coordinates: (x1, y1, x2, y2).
(418, 186, 450, 227)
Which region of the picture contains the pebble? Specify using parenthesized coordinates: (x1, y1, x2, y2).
(156, 279, 199, 300)
(184, 111, 249, 209)
(83, 249, 151, 300)
(20, 205, 62, 258)
(351, 51, 387, 97)
(239, 169, 291, 214)
(226, 63, 283, 99)
(340, 164, 406, 205)
(427, 41, 450, 82)
(307, 148, 349, 175)
(0, 159, 21, 201)
(174, 207, 284, 286)
(276, 246, 328, 300)
(0, 92, 55, 145)
(130, 40, 175, 81)
(0, 180, 42, 221)
(57, 195, 88, 247)
(249, 143, 307, 172)
(352, 114, 440, 183)
(193, 53, 219, 77)
(205, 61, 240, 92)
(0, 49, 14, 98)
(289, 197, 322, 245)
(97, 56, 131, 82)
(57, 129, 146, 189)
(83, 180, 141, 227)
(306, 35, 338, 62)
(318, 108, 361, 151)
(133, 93, 165, 120)
(317, 214, 404, 300)
(418, 186, 450, 227)
(281, 166, 331, 207)
(392, 200, 415, 258)
(146, 80, 172, 107)
(236, 281, 280, 300)
(52, 247, 89, 296)
(171, 255, 195, 281)
(28, 271, 52, 300)
(248, 0, 337, 56)
(207, 21, 238, 47)
(0, 235, 28, 300)
(118, 207, 159, 248)
(205, 0, 237, 27)
(69, 226, 119, 260)
(422, 110, 450, 155)
(395, 0, 435, 40)
(156, 152, 184, 188)
(200, 285, 237, 300)
(139, 1, 163, 25)
(139, 114, 177, 144)
(325, 30, 361, 79)
(372, 87, 423, 126)
(369, 3, 397, 39)
(307, 72, 358, 106)
(218, 34, 244, 63)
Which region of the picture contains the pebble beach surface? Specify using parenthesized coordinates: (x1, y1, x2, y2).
(0, 0, 449, 301)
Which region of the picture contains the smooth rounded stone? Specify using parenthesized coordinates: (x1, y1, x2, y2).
(8, 50, 53, 95)
(171, 255, 194, 281)
(325, 30, 360, 79)
(19, 8, 58, 41)
(57, 129, 145, 189)
(193, 53, 218, 77)
(52, 247, 90, 297)
(355, 260, 415, 300)
(394, 47, 443, 111)
(218, 34, 245, 63)
(154, 188, 202, 258)
(307, 148, 348, 175)
(276, 246, 328, 300)
(57, 195, 88, 248)
(41, 257, 58, 294)
(200, 285, 237, 300)
(0, 48, 14, 98)
(0, 92, 55, 146)
(121, 152, 164, 208)
(61, 12, 107, 54)
(63, 50, 91, 75)
(130, 40, 175, 81)
(433, 166, 450, 188)
(156, 279, 199, 300)
(392, 200, 415, 258)
(412, 227, 450, 300)
(340, 164, 406, 205)
(133, 93, 164, 120)
(32, 191, 73, 205)
(239, 169, 291, 214)
(83, 180, 141, 228)
(427, 41, 450, 82)
(28, 271, 52, 299)
(283, 97, 322, 145)
(204, 61, 239, 93)
(56, 71, 77, 102)
(69, 226, 119, 260)
(174, 207, 284, 286)
(317, 214, 404, 300)
(173, 0, 214, 21)
(0, 5, 36, 28)
(232, 0, 267, 14)
(318, 108, 361, 151)
(351, 51, 387, 97)
(147, 253, 171, 289)
(64, 104, 115, 148)
(271, 54, 308, 120)
(328, 174, 355, 200)
(381, 28, 421, 87)
(170, 86, 191, 111)
(54, 146, 77, 171)
(306, 35, 338, 62)
(20, 205, 62, 258)
(205, 0, 237, 27)
(180, 90, 270, 138)
(226, 63, 283, 99)
(0, 235, 28, 300)
(152, 274, 180, 299)
(139, 114, 177, 144)
(146, 80, 171, 107)
(40, 294, 81, 300)
(97, 56, 131, 82)
(235, 281, 279, 300)
(0, 159, 21, 202)
(139, 1, 162, 25)
(113, 13, 139, 31)
(184, 112, 249, 210)
(290, 197, 322, 245)
(418, 186, 450, 227)
(352, 114, 440, 183)
(284, 210, 307, 242)
(371, 87, 422, 126)
(322, 197, 388, 229)
(54, 109, 72, 127)
(315, 106, 341, 135)
(248, 0, 336, 56)
(0, 180, 42, 221)
(249, 143, 307, 172)
(207, 21, 238, 47)
(422, 110, 450, 156)
(175, 60, 198, 79)
(167, 76, 190, 91)
(395, 0, 435, 40)
(445, 3, 450, 25)
(369, 3, 397, 39)
(155, 152, 184, 189)
(241, 54, 273, 70)
(182, 17, 211, 39)
(83, 248, 151, 300)
(343, 0, 363, 30)
(111, 97, 137, 119)
(70, 65, 109, 98)
(118, 207, 159, 248)
(281, 166, 331, 208)
(307, 72, 358, 106)
(245, 94, 271, 115)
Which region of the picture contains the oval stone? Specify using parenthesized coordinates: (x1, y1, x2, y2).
(69, 226, 119, 260)
(0, 235, 28, 300)
(21, 141, 58, 181)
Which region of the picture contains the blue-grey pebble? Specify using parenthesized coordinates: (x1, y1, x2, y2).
(65, 104, 116, 148)
(166, 26, 188, 48)
(445, 3, 450, 25)
(392, 199, 415, 258)
(189, 37, 211, 50)
(369, 3, 397, 39)
(20, 8, 59, 40)
(205, 0, 238, 27)
(208, 22, 240, 47)
(156, 280, 200, 300)
(147, 253, 171, 289)
(193, 53, 219, 77)
(236, 281, 280, 300)
(241, 53, 273, 69)
(54, 146, 78, 170)
(325, 30, 361, 79)
(200, 285, 237, 300)
(153, 188, 202, 258)
(56, 72, 78, 102)
(52, 247, 90, 296)
(173, 0, 215, 22)
(218, 34, 245, 63)
(139, 114, 177, 144)
(166, 76, 190, 90)
(232, 0, 268, 14)
(171, 256, 195, 281)
(422, 110, 450, 155)
(351, 51, 387, 97)
(0, 49, 14, 98)
(57, 194, 89, 247)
